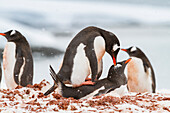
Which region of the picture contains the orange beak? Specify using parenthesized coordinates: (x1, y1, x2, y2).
(0, 33, 6, 36)
(125, 58, 132, 64)
(121, 49, 127, 52)
(113, 56, 116, 66)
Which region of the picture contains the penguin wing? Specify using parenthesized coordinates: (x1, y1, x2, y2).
(84, 40, 98, 82)
(143, 60, 156, 93)
(94, 87, 112, 96)
(151, 71, 156, 93)
(14, 48, 24, 85)
(143, 61, 149, 73)
(97, 59, 103, 79)
(150, 67, 156, 93)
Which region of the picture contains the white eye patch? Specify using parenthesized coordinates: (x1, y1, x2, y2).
(130, 46, 137, 52)
(10, 30, 16, 36)
(113, 44, 120, 51)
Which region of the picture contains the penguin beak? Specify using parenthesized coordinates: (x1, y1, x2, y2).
(125, 58, 132, 64)
(121, 49, 127, 52)
(0, 33, 6, 36)
(112, 48, 120, 66)
(112, 55, 116, 66)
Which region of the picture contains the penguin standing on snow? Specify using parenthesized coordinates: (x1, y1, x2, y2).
(121, 46, 156, 93)
(0, 30, 33, 89)
(44, 26, 120, 95)
(47, 59, 131, 99)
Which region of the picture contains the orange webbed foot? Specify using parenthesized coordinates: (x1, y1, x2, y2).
(81, 81, 95, 85)
(85, 78, 92, 81)
(73, 81, 95, 87)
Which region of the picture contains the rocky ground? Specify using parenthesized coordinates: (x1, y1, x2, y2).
(0, 80, 169, 113)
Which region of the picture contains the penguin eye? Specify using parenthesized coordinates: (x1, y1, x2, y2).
(10, 30, 16, 36)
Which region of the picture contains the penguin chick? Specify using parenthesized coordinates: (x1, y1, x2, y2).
(122, 46, 156, 93)
(45, 59, 131, 99)
(0, 30, 33, 89)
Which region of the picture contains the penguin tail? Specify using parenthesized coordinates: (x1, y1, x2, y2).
(44, 83, 57, 96)
(44, 65, 64, 96)
(49, 65, 64, 85)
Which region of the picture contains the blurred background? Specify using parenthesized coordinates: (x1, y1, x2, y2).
(0, 0, 170, 90)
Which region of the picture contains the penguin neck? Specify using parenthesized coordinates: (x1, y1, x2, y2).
(7, 37, 29, 46)
(98, 28, 119, 56)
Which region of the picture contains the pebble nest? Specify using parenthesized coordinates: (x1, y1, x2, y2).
(0, 80, 170, 113)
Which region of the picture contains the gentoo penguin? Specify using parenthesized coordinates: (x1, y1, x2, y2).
(0, 30, 33, 89)
(45, 59, 131, 99)
(44, 26, 120, 95)
(121, 46, 156, 93)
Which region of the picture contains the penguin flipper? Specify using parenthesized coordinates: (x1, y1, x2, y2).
(143, 61, 149, 73)
(94, 88, 110, 96)
(151, 69, 156, 93)
(149, 67, 156, 93)
(94, 86, 117, 97)
(150, 68, 156, 93)
(85, 45, 98, 82)
(14, 49, 24, 85)
(97, 59, 103, 80)
(143, 61, 156, 93)
(14, 48, 33, 86)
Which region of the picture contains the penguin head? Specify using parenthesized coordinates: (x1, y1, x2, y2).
(107, 58, 131, 81)
(104, 32, 120, 66)
(109, 43, 120, 66)
(121, 46, 145, 58)
(0, 30, 25, 42)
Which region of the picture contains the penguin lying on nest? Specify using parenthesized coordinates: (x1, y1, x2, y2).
(46, 58, 131, 99)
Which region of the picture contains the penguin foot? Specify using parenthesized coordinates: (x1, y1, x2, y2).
(85, 78, 91, 81)
(81, 81, 95, 86)
(73, 81, 95, 87)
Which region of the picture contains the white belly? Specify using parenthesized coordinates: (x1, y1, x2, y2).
(71, 43, 91, 85)
(127, 57, 152, 93)
(3, 42, 18, 89)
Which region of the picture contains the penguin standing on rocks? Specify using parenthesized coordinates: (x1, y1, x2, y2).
(44, 26, 120, 95)
(0, 30, 33, 89)
(47, 59, 131, 99)
(121, 46, 156, 93)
